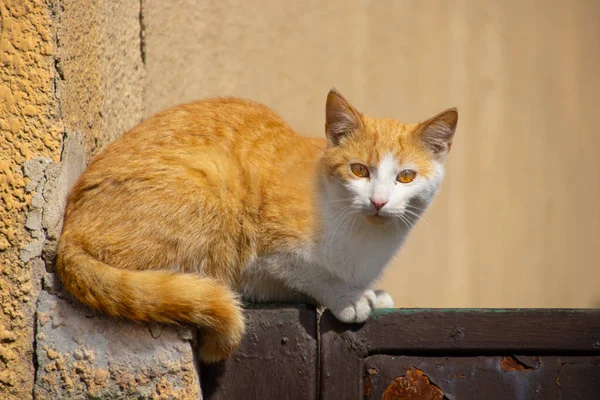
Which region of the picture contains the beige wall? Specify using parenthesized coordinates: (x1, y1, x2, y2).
(144, 0, 600, 308)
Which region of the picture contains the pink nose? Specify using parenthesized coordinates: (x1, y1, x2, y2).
(371, 199, 387, 211)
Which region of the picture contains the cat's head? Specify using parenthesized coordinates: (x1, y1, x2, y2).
(320, 89, 457, 226)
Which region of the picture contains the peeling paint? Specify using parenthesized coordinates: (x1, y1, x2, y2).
(364, 375, 372, 396)
(382, 367, 445, 400)
(364, 367, 378, 396)
(500, 356, 534, 372)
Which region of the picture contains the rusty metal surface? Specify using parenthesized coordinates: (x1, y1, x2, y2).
(381, 367, 444, 400)
(320, 309, 600, 400)
(200, 305, 318, 400)
(364, 355, 600, 400)
(197, 307, 600, 399)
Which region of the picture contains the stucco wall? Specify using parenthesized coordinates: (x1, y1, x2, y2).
(0, 1, 61, 396)
(0, 0, 144, 397)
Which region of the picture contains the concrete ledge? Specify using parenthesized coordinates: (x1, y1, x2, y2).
(34, 289, 200, 399)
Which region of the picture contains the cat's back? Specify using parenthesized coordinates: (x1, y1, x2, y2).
(66, 97, 324, 221)
(80, 97, 314, 181)
(103, 97, 294, 156)
(135, 97, 291, 139)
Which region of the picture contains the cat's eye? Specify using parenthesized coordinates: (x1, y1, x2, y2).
(397, 169, 417, 183)
(350, 163, 369, 178)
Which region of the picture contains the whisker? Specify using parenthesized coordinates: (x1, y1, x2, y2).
(398, 214, 414, 230)
(322, 198, 354, 204)
(405, 204, 427, 212)
(404, 209, 430, 227)
(324, 205, 354, 263)
(337, 210, 355, 248)
(331, 209, 355, 260)
(399, 218, 409, 231)
(349, 214, 358, 235)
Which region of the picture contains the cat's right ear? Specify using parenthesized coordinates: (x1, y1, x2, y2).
(325, 89, 363, 146)
(417, 107, 458, 160)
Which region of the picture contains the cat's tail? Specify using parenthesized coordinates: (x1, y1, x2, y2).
(56, 238, 245, 363)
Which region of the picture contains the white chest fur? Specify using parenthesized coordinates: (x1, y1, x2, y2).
(315, 216, 410, 286)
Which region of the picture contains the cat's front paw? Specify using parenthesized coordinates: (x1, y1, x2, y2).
(374, 289, 395, 308)
(328, 289, 377, 324)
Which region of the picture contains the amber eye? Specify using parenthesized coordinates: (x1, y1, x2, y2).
(397, 169, 417, 183)
(350, 163, 369, 178)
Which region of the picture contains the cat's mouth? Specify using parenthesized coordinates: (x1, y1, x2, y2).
(365, 214, 387, 225)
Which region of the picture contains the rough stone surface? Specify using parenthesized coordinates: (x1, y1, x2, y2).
(40, 132, 86, 270)
(1, 0, 145, 397)
(34, 289, 201, 399)
(20, 158, 51, 265)
(0, 1, 62, 397)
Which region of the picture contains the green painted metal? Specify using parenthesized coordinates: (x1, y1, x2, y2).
(369, 307, 595, 320)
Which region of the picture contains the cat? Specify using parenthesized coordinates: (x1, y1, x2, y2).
(56, 89, 457, 362)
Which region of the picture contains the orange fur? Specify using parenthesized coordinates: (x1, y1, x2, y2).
(56, 92, 456, 362)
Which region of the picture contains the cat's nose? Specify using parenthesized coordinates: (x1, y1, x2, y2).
(370, 198, 387, 211)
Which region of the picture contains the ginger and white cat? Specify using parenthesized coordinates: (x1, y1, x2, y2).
(56, 89, 457, 362)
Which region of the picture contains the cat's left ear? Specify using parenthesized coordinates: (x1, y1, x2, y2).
(417, 108, 458, 159)
(325, 89, 364, 146)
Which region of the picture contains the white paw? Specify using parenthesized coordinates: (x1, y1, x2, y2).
(374, 290, 395, 308)
(329, 289, 377, 324)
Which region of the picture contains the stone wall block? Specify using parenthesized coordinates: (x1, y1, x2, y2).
(34, 289, 200, 399)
